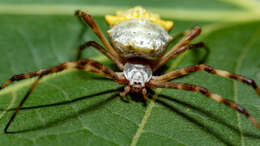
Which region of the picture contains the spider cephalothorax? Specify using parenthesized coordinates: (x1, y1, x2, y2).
(123, 63, 152, 92)
(1, 6, 260, 133)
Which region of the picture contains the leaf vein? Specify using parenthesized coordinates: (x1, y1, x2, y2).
(233, 28, 260, 146)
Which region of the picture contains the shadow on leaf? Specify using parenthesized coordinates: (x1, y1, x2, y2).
(157, 93, 260, 146)
(4, 87, 122, 134)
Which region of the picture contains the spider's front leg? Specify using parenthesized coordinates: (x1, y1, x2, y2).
(75, 10, 124, 67)
(1, 59, 127, 133)
(147, 81, 260, 131)
(153, 64, 260, 96)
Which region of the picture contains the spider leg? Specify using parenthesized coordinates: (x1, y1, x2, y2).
(142, 88, 148, 100)
(1, 59, 126, 90)
(76, 41, 124, 70)
(170, 27, 200, 43)
(153, 26, 208, 71)
(2, 59, 127, 133)
(120, 85, 131, 97)
(4, 76, 42, 133)
(75, 10, 122, 62)
(153, 64, 260, 96)
(147, 81, 260, 131)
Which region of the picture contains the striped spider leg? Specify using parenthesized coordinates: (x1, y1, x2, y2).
(148, 65, 260, 130)
(76, 41, 124, 70)
(75, 10, 124, 70)
(152, 64, 260, 96)
(1, 59, 127, 133)
(153, 26, 209, 71)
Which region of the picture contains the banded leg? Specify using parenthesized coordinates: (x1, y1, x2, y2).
(4, 76, 42, 133)
(76, 41, 124, 70)
(153, 64, 260, 96)
(2, 59, 127, 133)
(1, 59, 125, 90)
(153, 26, 205, 71)
(75, 10, 122, 61)
(147, 81, 260, 131)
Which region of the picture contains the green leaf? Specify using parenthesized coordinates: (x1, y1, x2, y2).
(1, 1, 260, 146)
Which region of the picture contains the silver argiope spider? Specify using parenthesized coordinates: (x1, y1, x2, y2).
(1, 6, 260, 133)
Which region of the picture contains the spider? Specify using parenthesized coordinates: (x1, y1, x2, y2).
(1, 6, 260, 133)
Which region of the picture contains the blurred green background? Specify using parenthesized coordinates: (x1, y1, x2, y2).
(0, 0, 260, 146)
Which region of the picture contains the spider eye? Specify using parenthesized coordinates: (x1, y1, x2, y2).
(134, 82, 141, 85)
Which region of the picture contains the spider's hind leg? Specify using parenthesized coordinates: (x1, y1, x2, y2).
(153, 64, 260, 96)
(147, 81, 260, 131)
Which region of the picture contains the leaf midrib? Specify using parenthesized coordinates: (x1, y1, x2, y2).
(1, 9, 260, 145)
(0, 22, 242, 145)
(129, 22, 260, 145)
(129, 23, 220, 145)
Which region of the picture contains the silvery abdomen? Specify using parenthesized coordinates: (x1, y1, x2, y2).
(108, 18, 172, 60)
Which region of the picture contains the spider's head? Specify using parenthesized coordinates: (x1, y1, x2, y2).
(123, 63, 152, 92)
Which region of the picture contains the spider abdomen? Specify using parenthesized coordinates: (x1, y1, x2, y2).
(108, 18, 172, 60)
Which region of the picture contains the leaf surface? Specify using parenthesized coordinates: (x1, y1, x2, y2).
(0, 1, 260, 146)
